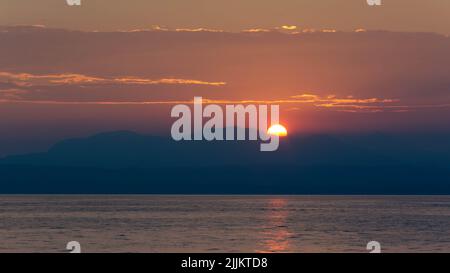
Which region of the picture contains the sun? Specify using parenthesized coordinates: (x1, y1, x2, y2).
(267, 124, 288, 137)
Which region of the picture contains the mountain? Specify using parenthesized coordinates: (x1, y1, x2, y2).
(0, 130, 423, 167)
(0, 131, 450, 194)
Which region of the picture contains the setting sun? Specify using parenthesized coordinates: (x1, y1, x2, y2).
(268, 124, 288, 137)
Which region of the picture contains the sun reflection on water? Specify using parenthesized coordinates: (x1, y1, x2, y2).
(256, 198, 294, 253)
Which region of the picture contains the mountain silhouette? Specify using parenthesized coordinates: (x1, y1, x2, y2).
(0, 130, 409, 167)
(1, 131, 450, 194)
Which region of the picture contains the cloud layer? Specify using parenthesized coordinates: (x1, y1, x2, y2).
(1, 26, 450, 157)
(0, 72, 226, 87)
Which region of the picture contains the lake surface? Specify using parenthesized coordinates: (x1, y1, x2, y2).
(0, 195, 449, 253)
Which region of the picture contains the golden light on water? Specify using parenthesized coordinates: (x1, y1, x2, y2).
(267, 124, 288, 137)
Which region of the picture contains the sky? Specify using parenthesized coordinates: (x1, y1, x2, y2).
(0, 0, 450, 156)
(1, 0, 450, 34)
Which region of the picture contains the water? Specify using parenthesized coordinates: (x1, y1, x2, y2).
(0, 195, 449, 253)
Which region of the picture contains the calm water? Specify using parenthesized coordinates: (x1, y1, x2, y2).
(0, 195, 450, 253)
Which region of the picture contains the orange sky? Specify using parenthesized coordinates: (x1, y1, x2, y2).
(1, 1, 450, 156)
(1, 0, 450, 34)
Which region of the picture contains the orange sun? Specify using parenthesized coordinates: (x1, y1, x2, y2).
(267, 124, 288, 137)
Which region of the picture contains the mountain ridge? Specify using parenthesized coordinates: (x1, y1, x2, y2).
(1, 130, 449, 194)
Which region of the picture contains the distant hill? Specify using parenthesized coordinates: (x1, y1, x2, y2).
(1, 131, 450, 194)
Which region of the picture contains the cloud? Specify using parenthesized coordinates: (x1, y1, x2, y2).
(0, 90, 402, 112)
(174, 28, 224, 33)
(242, 28, 272, 33)
(289, 93, 398, 112)
(115, 25, 342, 34)
(241, 26, 339, 34)
(287, 93, 450, 112)
(281, 25, 297, 30)
(0, 72, 226, 87)
(2, 88, 450, 114)
(0, 89, 28, 99)
(1, 27, 449, 115)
